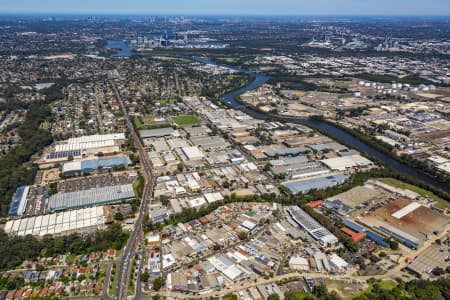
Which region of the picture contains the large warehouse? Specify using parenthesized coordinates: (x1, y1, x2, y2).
(45, 133, 126, 163)
(182, 146, 205, 161)
(63, 155, 130, 174)
(49, 184, 135, 211)
(282, 174, 348, 195)
(320, 155, 373, 171)
(360, 198, 450, 249)
(4, 206, 110, 236)
(139, 127, 177, 139)
(287, 206, 338, 247)
(54, 133, 125, 152)
(8, 186, 30, 217)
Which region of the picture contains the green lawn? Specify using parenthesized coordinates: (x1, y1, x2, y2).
(135, 116, 170, 130)
(378, 178, 450, 209)
(378, 280, 397, 291)
(108, 263, 119, 296)
(154, 99, 176, 105)
(356, 279, 398, 299)
(222, 57, 239, 63)
(172, 115, 201, 127)
(133, 117, 143, 129)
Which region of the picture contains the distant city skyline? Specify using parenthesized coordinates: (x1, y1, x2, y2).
(0, 0, 449, 16)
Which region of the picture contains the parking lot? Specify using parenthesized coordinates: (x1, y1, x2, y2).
(407, 243, 450, 276)
(23, 185, 50, 216)
(57, 171, 137, 193)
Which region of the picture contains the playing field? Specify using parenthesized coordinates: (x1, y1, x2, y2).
(172, 115, 201, 126)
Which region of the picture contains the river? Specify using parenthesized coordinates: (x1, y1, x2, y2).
(193, 57, 450, 194)
(105, 40, 133, 57)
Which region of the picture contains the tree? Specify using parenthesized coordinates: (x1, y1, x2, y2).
(141, 271, 150, 282)
(114, 212, 124, 221)
(159, 195, 170, 206)
(49, 182, 58, 195)
(152, 276, 165, 291)
(77, 274, 86, 281)
(223, 294, 238, 300)
(268, 294, 280, 300)
(389, 240, 399, 250)
(35, 264, 45, 272)
(238, 232, 248, 241)
(432, 267, 445, 276)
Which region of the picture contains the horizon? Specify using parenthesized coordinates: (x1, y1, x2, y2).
(1, 0, 449, 17)
(1, 13, 450, 19)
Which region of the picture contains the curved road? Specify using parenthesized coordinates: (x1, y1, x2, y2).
(109, 79, 155, 300)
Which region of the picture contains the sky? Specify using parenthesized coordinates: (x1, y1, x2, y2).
(0, 0, 449, 16)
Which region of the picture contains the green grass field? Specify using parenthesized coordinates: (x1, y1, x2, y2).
(172, 115, 201, 127)
(133, 117, 143, 129)
(154, 99, 176, 105)
(355, 279, 398, 299)
(378, 177, 450, 209)
(135, 116, 170, 130)
(222, 57, 239, 63)
(377, 280, 397, 291)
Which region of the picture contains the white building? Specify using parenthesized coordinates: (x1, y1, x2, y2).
(320, 154, 373, 171)
(328, 253, 349, 273)
(182, 146, 205, 160)
(289, 255, 310, 271)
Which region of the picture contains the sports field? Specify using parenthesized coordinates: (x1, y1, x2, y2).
(172, 115, 201, 127)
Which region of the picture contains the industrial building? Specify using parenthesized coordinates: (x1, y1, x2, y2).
(182, 146, 205, 161)
(139, 127, 177, 138)
(45, 150, 82, 162)
(323, 185, 383, 216)
(4, 206, 110, 236)
(271, 161, 330, 179)
(44, 133, 126, 164)
(264, 147, 307, 158)
(53, 133, 125, 152)
(342, 219, 389, 248)
(286, 206, 338, 247)
(49, 184, 135, 211)
(328, 253, 349, 273)
(360, 198, 450, 249)
(282, 174, 348, 194)
(288, 255, 310, 271)
(407, 244, 450, 276)
(207, 255, 252, 282)
(63, 155, 130, 174)
(320, 154, 373, 171)
(8, 186, 30, 217)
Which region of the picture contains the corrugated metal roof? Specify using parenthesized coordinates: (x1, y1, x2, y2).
(49, 184, 135, 211)
(283, 174, 348, 194)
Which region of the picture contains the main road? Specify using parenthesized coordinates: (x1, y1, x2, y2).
(109, 79, 155, 300)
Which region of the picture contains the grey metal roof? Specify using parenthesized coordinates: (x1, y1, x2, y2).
(283, 174, 348, 194)
(49, 184, 135, 211)
(139, 127, 175, 138)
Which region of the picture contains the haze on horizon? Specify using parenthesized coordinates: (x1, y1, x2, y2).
(0, 0, 449, 16)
